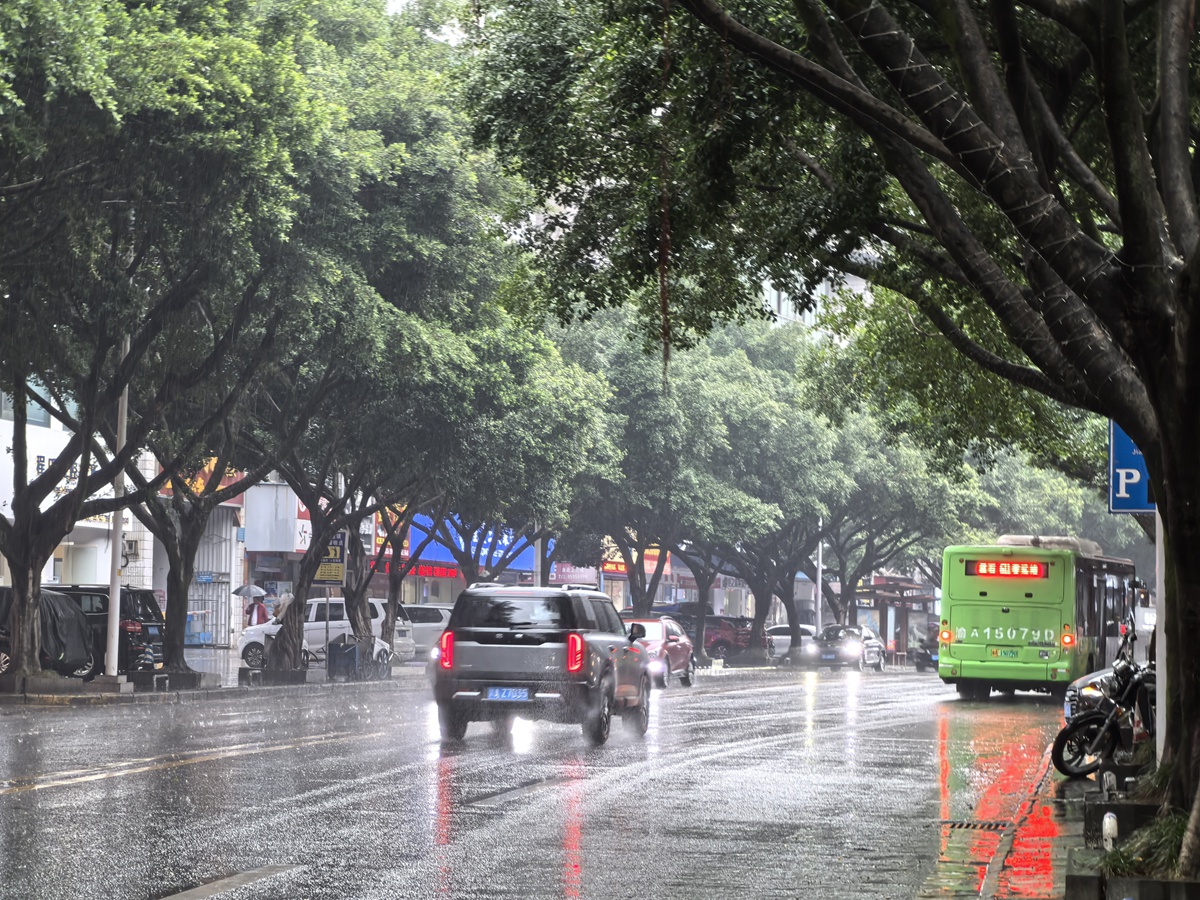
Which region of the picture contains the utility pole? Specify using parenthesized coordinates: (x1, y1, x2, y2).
(104, 335, 130, 679)
(814, 517, 823, 632)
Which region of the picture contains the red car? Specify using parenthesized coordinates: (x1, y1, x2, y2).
(671, 614, 755, 659)
(626, 616, 696, 688)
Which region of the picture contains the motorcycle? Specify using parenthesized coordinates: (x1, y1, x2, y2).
(1051, 613, 1155, 778)
(913, 637, 938, 673)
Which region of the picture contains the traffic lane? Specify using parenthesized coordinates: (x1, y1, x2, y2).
(0, 672, 1062, 900)
(0, 688, 432, 900)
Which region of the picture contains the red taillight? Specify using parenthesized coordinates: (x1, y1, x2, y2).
(439, 631, 454, 669)
(566, 632, 585, 673)
(120, 619, 142, 634)
(939, 629, 952, 643)
(1061, 632, 1075, 648)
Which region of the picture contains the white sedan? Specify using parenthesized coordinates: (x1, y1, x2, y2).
(767, 623, 815, 659)
(238, 597, 416, 668)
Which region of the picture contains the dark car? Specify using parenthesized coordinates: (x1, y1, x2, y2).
(801, 624, 887, 671)
(54, 584, 166, 677)
(433, 585, 651, 745)
(0, 587, 94, 677)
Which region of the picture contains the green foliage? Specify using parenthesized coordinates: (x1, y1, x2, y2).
(463, 0, 888, 345)
(812, 287, 1105, 482)
(1103, 810, 1188, 879)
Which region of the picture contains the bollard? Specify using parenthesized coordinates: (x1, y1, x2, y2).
(1102, 812, 1118, 851)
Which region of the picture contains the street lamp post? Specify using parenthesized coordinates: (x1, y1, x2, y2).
(814, 517, 823, 632)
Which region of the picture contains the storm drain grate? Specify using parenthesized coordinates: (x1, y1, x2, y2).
(936, 820, 1011, 831)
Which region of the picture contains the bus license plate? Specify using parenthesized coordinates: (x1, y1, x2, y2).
(486, 687, 528, 702)
(991, 648, 1019, 659)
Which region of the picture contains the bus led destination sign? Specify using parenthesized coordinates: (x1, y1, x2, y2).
(965, 560, 1048, 578)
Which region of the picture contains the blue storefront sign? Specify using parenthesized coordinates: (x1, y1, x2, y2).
(1109, 421, 1155, 513)
(410, 515, 539, 572)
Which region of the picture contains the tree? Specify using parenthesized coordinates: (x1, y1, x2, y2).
(0, 0, 335, 675)
(796, 415, 967, 623)
(555, 312, 742, 614)
(427, 324, 608, 583)
(467, 0, 1200, 862)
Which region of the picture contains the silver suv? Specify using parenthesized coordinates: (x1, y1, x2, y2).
(432, 585, 651, 745)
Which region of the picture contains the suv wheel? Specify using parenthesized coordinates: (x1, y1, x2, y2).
(438, 703, 468, 742)
(623, 675, 650, 737)
(710, 641, 732, 660)
(0, 644, 10, 675)
(243, 644, 266, 669)
(583, 677, 614, 746)
(874, 652, 886, 673)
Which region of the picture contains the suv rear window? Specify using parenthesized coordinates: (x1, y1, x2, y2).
(453, 594, 574, 629)
(125, 592, 163, 622)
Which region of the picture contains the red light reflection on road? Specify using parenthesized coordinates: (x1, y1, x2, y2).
(434, 755, 456, 896)
(561, 759, 585, 898)
(994, 787, 1060, 898)
(933, 705, 1059, 897)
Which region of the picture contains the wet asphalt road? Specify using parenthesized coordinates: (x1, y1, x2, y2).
(0, 667, 1064, 900)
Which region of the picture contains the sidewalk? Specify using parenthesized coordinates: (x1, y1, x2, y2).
(918, 748, 1091, 900)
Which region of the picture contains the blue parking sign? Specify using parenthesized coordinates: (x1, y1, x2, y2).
(1109, 421, 1155, 513)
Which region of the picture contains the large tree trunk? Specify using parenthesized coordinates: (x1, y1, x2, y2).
(160, 506, 208, 673)
(161, 541, 193, 673)
(743, 575, 772, 663)
(342, 521, 374, 642)
(775, 576, 806, 663)
(1159, 424, 1200, 873)
(269, 540, 325, 670)
(7, 560, 42, 677)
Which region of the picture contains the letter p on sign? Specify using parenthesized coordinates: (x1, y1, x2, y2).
(1109, 422, 1155, 513)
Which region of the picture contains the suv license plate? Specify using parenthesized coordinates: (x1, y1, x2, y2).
(821, 653, 836, 661)
(486, 687, 528, 702)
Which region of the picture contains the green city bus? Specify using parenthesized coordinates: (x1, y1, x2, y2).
(938, 536, 1136, 699)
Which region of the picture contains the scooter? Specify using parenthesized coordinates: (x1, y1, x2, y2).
(1052, 613, 1155, 777)
(913, 637, 938, 673)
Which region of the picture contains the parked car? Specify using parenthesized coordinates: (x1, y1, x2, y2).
(0, 587, 94, 677)
(238, 597, 416, 668)
(54, 584, 166, 677)
(800, 624, 887, 671)
(767, 623, 816, 660)
(433, 585, 651, 745)
(626, 615, 695, 687)
(405, 603, 453, 656)
(671, 613, 757, 659)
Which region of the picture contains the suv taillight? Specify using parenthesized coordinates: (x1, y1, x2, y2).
(439, 631, 454, 669)
(121, 619, 142, 634)
(567, 632, 585, 673)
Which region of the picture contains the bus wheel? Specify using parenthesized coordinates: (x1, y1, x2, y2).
(957, 682, 989, 701)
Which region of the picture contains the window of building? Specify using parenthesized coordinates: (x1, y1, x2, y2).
(1, 390, 51, 427)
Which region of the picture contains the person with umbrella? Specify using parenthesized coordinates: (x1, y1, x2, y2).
(235, 585, 270, 627)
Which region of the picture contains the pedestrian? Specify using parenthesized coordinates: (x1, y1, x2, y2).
(246, 595, 269, 627)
